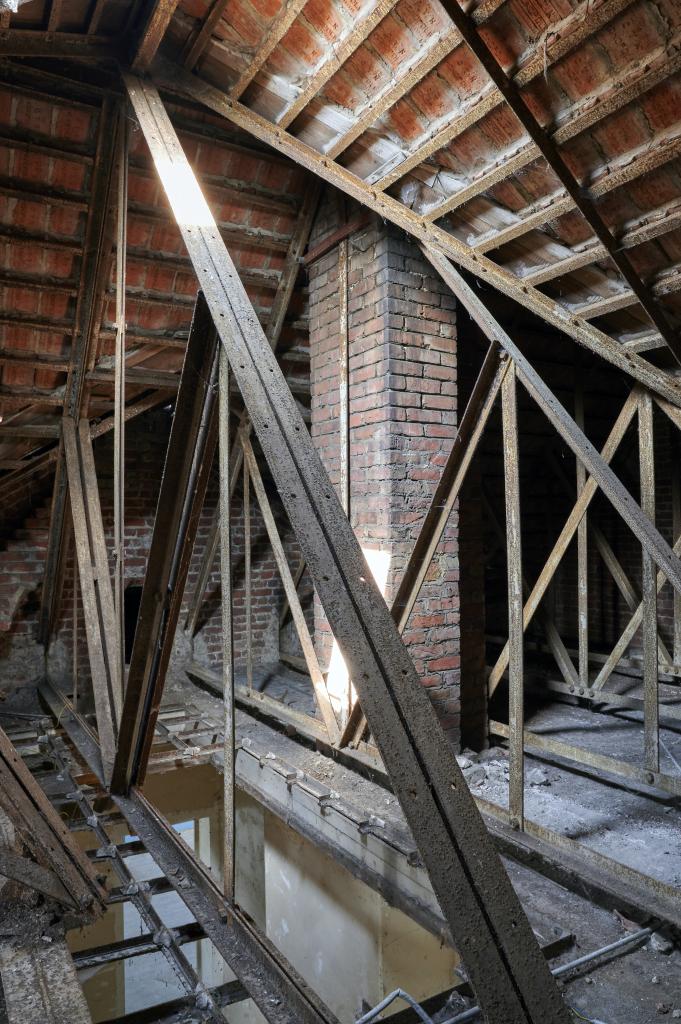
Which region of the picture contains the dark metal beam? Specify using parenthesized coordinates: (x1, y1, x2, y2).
(126, 74, 571, 1024)
(112, 293, 219, 793)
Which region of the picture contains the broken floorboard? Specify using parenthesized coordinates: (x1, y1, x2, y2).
(0, 924, 93, 1024)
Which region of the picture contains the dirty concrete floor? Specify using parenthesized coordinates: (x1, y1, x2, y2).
(165, 665, 681, 1024)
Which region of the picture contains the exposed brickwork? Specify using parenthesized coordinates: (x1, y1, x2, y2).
(308, 192, 465, 745)
(48, 411, 298, 694)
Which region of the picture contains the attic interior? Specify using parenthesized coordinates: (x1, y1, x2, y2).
(1, 0, 681, 1022)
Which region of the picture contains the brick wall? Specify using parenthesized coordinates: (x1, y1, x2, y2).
(47, 410, 297, 695)
(308, 191, 469, 746)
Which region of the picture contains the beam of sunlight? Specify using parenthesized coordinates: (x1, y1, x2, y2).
(326, 547, 391, 723)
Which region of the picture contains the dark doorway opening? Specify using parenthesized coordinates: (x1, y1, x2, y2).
(124, 585, 143, 664)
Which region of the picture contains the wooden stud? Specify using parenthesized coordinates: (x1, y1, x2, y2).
(638, 391, 659, 771)
(501, 364, 524, 830)
(242, 437, 340, 742)
(243, 444, 253, 693)
(575, 384, 589, 688)
(674, 430, 681, 666)
(77, 420, 124, 718)
(424, 247, 681, 597)
(219, 348, 235, 899)
(63, 417, 119, 779)
(114, 106, 128, 691)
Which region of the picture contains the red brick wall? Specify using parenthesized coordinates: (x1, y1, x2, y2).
(308, 192, 465, 746)
(48, 411, 297, 694)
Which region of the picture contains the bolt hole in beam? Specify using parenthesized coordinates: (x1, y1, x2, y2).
(123, 75, 571, 1024)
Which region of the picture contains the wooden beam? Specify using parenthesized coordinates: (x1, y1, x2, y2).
(424, 29, 681, 224)
(152, 60, 681, 411)
(0, 726, 104, 912)
(46, 0, 63, 32)
(424, 246, 681, 597)
(229, 0, 309, 100)
(183, 179, 321, 637)
(436, 0, 679, 362)
(482, 488, 579, 693)
(182, 0, 230, 69)
(0, 423, 61, 439)
(548, 449, 674, 671)
(0, 31, 117, 59)
(242, 436, 340, 742)
(77, 420, 124, 716)
(39, 97, 120, 646)
(638, 391, 659, 771)
(114, 107, 128, 689)
(575, 385, 589, 688)
(126, 75, 572, 1024)
(132, 0, 181, 72)
(0, 850, 72, 905)
(63, 418, 120, 780)
(276, 0, 401, 130)
(218, 349, 235, 899)
(501, 364, 524, 829)
(591, 530, 681, 696)
(371, 0, 636, 191)
(326, 29, 461, 159)
(111, 294, 219, 793)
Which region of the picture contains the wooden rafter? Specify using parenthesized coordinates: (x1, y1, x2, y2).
(151, 60, 681, 411)
(39, 97, 120, 645)
(277, 0, 401, 129)
(181, 0, 230, 69)
(370, 0, 636, 191)
(326, 28, 461, 159)
(432, 0, 680, 363)
(131, 0, 181, 72)
(424, 29, 681, 223)
(229, 0, 309, 100)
